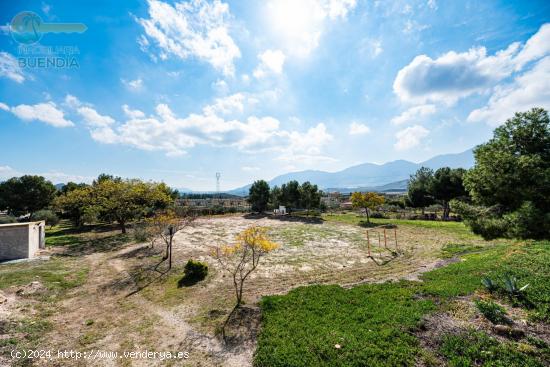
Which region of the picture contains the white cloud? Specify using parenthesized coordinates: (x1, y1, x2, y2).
(64, 94, 82, 109)
(77, 106, 115, 127)
(203, 93, 246, 116)
(348, 121, 371, 135)
(513, 23, 550, 70)
(468, 56, 550, 126)
(122, 104, 146, 119)
(394, 23, 550, 105)
(0, 165, 94, 184)
(265, 0, 357, 57)
(253, 49, 286, 78)
(427, 0, 437, 10)
(212, 79, 229, 94)
(0, 102, 9, 111)
(403, 20, 429, 35)
(242, 166, 260, 172)
(121, 78, 143, 91)
(391, 104, 436, 125)
(9, 102, 74, 128)
(0, 52, 25, 83)
(394, 125, 429, 150)
(69, 94, 333, 160)
(138, 0, 241, 76)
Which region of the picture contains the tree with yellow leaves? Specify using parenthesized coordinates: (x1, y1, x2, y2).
(213, 226, 278, 340)
(351, 192, 385, 223)
(214, 226, 279, 308)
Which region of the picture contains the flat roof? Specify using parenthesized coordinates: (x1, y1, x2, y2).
(0, 221, 45, 228)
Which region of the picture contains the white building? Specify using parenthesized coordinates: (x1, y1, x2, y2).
(0, 221, 46, 261)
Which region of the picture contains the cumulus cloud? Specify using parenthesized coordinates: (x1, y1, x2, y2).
(468, 56, 550, 126)
(393, 23, 550, 105)
(348, 121, 371, 135)
(138, 0, 241, 76)
(66, 94, 332, 159)
(0, 165, 94, 184)
(391, 104, 436, 125)
(76, 106, 115, 127)
(0, 52, 26, 83)
(122, 104, 146, 119)
(253, 49, 286, 78)
(5, 102, 74, 128)
(394, 125, 429, 150)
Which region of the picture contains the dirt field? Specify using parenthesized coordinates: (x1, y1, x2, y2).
(0, 214, 496, 366)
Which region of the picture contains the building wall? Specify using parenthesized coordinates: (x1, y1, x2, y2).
(0, 225, 30, 260)
(0, 221, 45, 261)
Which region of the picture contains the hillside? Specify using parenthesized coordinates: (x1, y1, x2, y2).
(228, 148, 474, 195)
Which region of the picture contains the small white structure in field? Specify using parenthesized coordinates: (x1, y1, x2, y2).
(0, 221, 46, 261)
(273, 206, 287, 215)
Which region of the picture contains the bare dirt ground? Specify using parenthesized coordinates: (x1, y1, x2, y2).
(1, 214, 494, 366)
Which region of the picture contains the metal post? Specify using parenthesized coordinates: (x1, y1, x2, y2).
(169, 226, 173, 269)
(366, 230, 371, 257)
(384, 229, 387, 249)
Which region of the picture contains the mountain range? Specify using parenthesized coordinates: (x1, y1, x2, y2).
(225, 148, 475, 196)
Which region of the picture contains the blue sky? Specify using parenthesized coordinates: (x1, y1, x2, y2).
(0, 0, 549, 190)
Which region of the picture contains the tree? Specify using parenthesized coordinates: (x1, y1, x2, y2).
(429, 167, 467, 219)
(406, 167, 434, 214)
(350, 192, 385, 223)
(458, 108, 550, 239)
(59, 182, 88, 195)
(33, 209, 60, 228)
(299, 181, 321, 214)
(0, 175, 56, 219)
(95, 178, 173, 233)
(269, 185, 283, 209)
(280, 180, 300, 211)
(53, 185, 98, 227)
(248, 180, 270, 213)
(213, 226, 278, 340)
(148, 211, 195, 270)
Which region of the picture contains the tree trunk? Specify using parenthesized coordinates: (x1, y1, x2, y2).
(365, 208, 370, 223)
(443, 201, 450, 220)
(168, 228, 173, 270)
(120, 220, 126, 233)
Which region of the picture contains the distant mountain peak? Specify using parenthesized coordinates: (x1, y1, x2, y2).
(226, 148, 474, 196)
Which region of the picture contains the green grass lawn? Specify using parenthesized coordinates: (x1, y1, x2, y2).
(45, 220, 131, 255)
(323, 212, 475, 234)
(254, 241, 550, 367)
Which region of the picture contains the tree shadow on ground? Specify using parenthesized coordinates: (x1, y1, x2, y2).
(100, 253, 170, 297)
(219, 306, 262, 349)
(358, 220, 396, 228)
(243, 213, 323, 224)
(55, 234, 131, 257)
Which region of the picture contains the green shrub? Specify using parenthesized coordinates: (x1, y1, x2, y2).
(370, 211, 386, 219)
(475, 300, 510, 324)
(481, 277, 498, 293)
(0, 215, 17, 224)
(33, 209, 59, 227)
(178, 260, 208, 287)
(440, 330, 545, 367)
(132, 222, 150, 242)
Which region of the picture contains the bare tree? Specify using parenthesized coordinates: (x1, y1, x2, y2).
(149, 211, 195, 270)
